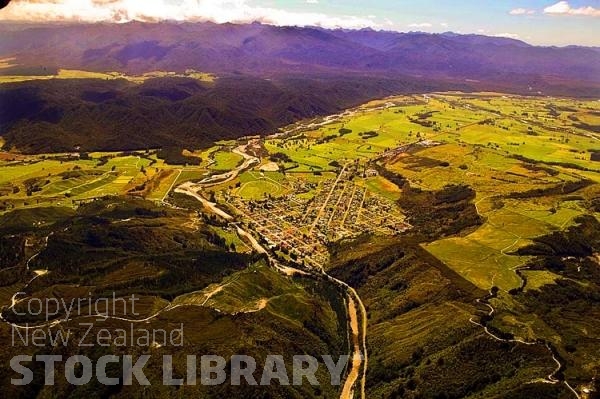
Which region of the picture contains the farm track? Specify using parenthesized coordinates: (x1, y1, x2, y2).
(469, 250, 580, 397)
(469, 289, 579, 397)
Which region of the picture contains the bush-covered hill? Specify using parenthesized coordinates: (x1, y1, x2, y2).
(0, 199, 349, 398)
(0, 75, 458, 154)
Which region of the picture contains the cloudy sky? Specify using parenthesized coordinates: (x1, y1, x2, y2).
(0, 0, 599, 46)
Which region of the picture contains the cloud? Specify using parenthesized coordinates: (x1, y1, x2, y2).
(0, 0, 377, 28)
(493, 32, 520, 39)
(305, 0, 318, 4)
(543, 1, 600, 17)
(509, 8, 535, 15)
(407, 22, 432, 28)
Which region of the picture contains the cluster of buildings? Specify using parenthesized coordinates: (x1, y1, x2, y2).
(231, 163, 409, 268)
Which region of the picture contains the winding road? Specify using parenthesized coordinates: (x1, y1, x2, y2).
(174, 143, 369, 399)
(470, 270, 580, 397)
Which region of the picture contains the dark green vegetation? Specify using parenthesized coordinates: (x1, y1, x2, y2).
(0, 76, 458, 154)
(494, 216, 600, 385)
(156, 147, 202, 166)
(397, 184, 483, 240)
(0, 199, 349, 398)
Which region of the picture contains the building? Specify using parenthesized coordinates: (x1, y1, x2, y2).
(365, 169, 378, 178)
(582, 377, 600, 399)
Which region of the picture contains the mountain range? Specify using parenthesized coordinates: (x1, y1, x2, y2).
(2, 22, 600, 85)
(1, 22, 599, 153)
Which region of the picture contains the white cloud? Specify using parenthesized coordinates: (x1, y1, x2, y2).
(306, 0, 318, 4)
(543, 1, 600, 17)
(407, 22, 432, 28)
(509, 8, 535, 15)
(493, 32, 520, 39)
(0, 0, 378, 29)
(440, 22, 449, 27)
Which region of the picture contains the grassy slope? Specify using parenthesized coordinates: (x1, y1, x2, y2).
(0, 198, 348, 398)
(328, 236, 568, 399)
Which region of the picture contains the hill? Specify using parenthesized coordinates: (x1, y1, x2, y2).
(1, 22, 599, 85)
(1, 22, 599, 154)
(0, 75, 463, 153)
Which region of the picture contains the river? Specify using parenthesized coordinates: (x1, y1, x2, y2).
(175, 142, 368, 399)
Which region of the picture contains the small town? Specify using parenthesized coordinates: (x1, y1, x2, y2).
(231, 162, 410, 268)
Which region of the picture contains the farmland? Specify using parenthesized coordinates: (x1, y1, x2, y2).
(1, 92, 600, 397)
(2, 93, 599, 287)
(0, 151, 201, 211)
(0, 68, 216, 84)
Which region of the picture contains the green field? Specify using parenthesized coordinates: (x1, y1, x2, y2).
(235, 171, 287, 200)
(0, 151, 206, 211)
(210, 151, 244, 171)
(2, 93, 599, 294)
(0, 69, 216, 84)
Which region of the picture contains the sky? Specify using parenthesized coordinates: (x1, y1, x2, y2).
(0, 0, 599, 46)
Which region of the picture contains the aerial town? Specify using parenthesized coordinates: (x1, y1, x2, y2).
(231, 162, 410, 268)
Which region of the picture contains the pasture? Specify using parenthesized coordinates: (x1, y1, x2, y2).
(235, 171, 287, 200)
(1, 93, 598, 295)
(0, 69, 216, 84)
(210, 151, 244, 171)
(0, 151, 208, 212)
(258, 93, 600, 291)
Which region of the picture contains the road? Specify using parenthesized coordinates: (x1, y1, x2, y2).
(468, 256, 580, 397)
(176, 144, 369, 399)
(161, 169, 182, 203)
(310, 164, 348, 234)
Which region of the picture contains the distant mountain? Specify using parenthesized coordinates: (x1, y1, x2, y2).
(1, 22, 599, 85)
(1, 21, 599, 154)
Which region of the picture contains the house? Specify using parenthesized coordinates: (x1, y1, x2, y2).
(582, 377, 600, 399)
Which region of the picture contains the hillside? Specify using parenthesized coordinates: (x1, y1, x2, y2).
(0, 199, 349, 398)
(0, 75, 462, 153)
(1, 22, 599, 85)
(1, 22, 599, 154)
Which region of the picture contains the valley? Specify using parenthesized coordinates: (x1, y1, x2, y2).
(1, 92, 600, 398)
(0, 1, 599, 396)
